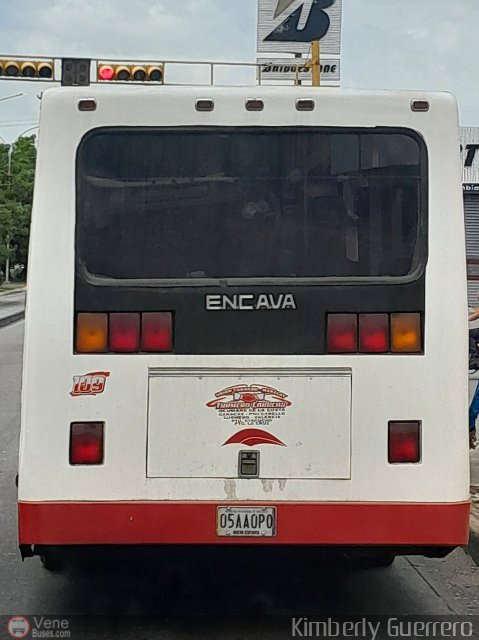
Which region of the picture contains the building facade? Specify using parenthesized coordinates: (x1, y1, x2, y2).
(462, 127, 479, 305)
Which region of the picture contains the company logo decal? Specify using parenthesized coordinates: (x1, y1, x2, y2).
(206, 293, 296, 311)
(70, 371, 110, 397)
(274, 0, 296, 18)
(207, 384, 291, 446)
(266, 0, 334, 44)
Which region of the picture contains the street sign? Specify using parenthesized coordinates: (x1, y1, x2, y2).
(258, 57, 340, 84)
(257, 0, 342, 55)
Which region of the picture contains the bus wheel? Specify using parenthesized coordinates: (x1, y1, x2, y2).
(346, 550, 396, 569)
(361, 552, 396, 569)
(39, 549, 65, 572)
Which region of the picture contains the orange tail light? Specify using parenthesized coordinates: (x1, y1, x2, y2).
(76, 313, 108, 353)
(391, 313, 422, 353)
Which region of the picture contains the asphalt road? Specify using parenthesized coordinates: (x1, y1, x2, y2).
(0, 321, 478, 638)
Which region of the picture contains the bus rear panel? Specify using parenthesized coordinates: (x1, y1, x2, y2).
(18, 87, 469, 560)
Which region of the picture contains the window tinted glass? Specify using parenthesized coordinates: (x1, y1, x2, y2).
(76, 128, 426, 282)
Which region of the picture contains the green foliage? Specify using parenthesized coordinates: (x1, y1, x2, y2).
(0, 136, 36, 278)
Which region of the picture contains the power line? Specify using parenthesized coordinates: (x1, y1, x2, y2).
(0, 121, 38, 128)
(0, 93, 24, 103)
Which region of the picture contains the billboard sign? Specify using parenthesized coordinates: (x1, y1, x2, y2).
(258, 57, 340, 84)
(462, 127, 479, 188)
(257, 0, 342, 55)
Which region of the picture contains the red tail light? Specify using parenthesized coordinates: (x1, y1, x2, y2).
(141, 312, 173, 352)
(327, 314, 357, 353)
(359, 314, 389, 353)
(70, 422, 104, 465)
(388, 421, 421, 463)
(109, 313, 140, 353)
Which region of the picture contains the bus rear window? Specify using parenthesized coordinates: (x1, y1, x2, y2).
(76, 128, 427, 284)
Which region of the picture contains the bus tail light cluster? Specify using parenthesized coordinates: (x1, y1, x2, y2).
(327, 313, 422, 354)
(388, 421, 421, 463)
(76, 312, 173, 354)
(70, 422, 104, 465)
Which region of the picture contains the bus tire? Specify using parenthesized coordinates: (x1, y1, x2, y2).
(346, 549, 396, 569)
(361, 552, 396, 569)
(39, 549, 65, 572)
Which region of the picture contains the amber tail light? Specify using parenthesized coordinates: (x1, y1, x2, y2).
(76, 313, 108, 353)
(390, 313, 421, 353)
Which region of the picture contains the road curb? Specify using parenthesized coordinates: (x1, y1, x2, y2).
(0, 287, 26, 298)
(468, 493, 479, 565)
(469, 529, 479, 565)
(0, 311, 25, 328)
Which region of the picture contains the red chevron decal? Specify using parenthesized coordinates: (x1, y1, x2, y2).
(223, 429, 286, 447)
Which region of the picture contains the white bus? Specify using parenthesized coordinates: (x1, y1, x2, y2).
(18, 83, 470, 569)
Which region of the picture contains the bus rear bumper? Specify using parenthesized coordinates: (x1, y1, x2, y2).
(18, 501, 470, 547)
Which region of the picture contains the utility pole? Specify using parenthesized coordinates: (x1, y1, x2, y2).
(294, 52, 302, 86)
(4, 143, 13, 284)
(310, 40, 321, 87)
(5, 236, 10, 284)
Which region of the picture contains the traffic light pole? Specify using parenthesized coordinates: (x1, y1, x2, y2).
(4, 145, 13, 284)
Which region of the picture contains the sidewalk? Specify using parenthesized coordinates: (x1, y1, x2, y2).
(0, 284, 26, 298)
(0, 290, 25, 327)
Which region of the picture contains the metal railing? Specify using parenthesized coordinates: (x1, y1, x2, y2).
(0, 54, 317, 87)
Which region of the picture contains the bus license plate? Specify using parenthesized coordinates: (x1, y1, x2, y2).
(216, 506, 276, 537)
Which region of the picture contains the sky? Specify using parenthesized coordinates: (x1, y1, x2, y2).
(0, 0, 478, 142)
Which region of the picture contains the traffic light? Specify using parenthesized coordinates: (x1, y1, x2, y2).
(0, 58, 54, 80)
(98, 62, 164, 83)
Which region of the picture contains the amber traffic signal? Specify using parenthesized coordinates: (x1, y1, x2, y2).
(0, 59, 54, 80)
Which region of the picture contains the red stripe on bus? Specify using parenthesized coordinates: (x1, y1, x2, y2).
(18, 501, 470, 546)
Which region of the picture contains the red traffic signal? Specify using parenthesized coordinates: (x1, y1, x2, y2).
(98, 63, 164, 84)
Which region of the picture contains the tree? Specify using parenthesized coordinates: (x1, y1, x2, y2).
(0, 143, 13, 280)
(0, 136, 36, 282)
